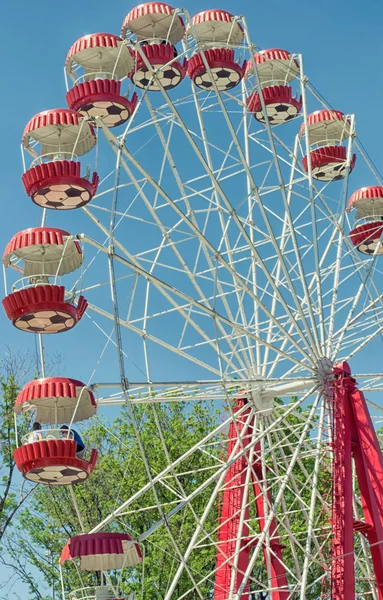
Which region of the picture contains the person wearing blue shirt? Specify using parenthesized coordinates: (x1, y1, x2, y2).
(60, 425, 86, 459)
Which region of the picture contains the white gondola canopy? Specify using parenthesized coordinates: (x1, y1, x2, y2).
(60, 533, 143, 570)
(66, 33, 134, 81)
(14, 377, 96, 424)
(3, 227, 82, 277)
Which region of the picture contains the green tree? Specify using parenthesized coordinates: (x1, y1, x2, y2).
(0, 355, 36, 542)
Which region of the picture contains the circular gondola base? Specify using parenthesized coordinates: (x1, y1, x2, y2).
(312, 162, 349, 182)
(356, 239, 383, 255)
(131, 64, 184, 91)
(14, 308, 76, 334)
(78, 100, 132, 128)
(24, 463, 90, 485)
(192, 66, 242, 91)
(33, 183, 92, 210)
(253, 102, 300, 125)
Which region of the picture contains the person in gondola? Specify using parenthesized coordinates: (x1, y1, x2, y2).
(28, 422, 43, 443)
(60, 425, 86, 459)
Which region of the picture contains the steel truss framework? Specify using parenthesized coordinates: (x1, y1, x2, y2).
(19, 8, 383, 600)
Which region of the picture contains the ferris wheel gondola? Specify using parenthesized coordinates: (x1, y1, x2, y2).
(13, 376, 98, 485)
(22, 109, 98, 210)
(65, 33, 138, 128)
(348, 186, 383, 255)
(187, 10, 245, 91)
(15, 377, 97, 423)
(300, 108, 357, 181)
(2, 226, 87, 333)
(246, 48, 302, 124)
(122, 2, 187, 91)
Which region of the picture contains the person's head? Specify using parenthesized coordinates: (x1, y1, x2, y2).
(32, 422, 41, 431)
(60, 425, 71, 438)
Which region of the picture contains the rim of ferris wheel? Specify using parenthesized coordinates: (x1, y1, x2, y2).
(121, 2, 185, 44)
(66, 81, 138, 128)
(347, 185, 383, 217)
(65, 33, 135, 81)
(302, 145, 356, 181)
(60, 533, 143, 570)
(129, 44, 186, 91)
(3, 227, 83, 277)
(2, 285, 88, 333)
(246, 85, 302, 124)
(22, 109, 96, 158)
(188, 9, 244, 44)
(14, 377, 96, 423)
(187, 48, 245, 91)
(14, 439, 98, 485)
(299, 108, 352, 144)
(349, 221, 383, 255)
(245, 47, 300, 85)
(22, 160, 99, 210)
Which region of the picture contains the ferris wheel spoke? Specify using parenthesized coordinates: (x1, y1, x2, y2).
(297, 399, 327, 598)
(330, 260, 383, 360)
(92, 402, 257, 538)
(244, 42, 323, 355)
(97, 125, 319, 365)
(83, 208, 256, 375)
(189, 93, 261, 373)
(116, 70, 321, 360)
(209, 112, 322, 358)
(258, 194, 316, 376)
(85, 230, 315, 374)
(142, 95, 257, 372)
(265, 434, 305, 581)
(87, 302, 224, 376)
(261, 423, 329, 572)
(342, 323, 383, 362)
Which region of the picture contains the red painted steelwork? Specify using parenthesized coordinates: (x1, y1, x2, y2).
(214, 398, 288, 599)
(350, 388, 383, 599)
(214, 398, 252, 600)
(331, 366, 355, 600)
(332, 362, 383, 599)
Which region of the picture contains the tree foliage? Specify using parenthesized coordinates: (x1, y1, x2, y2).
(0, 354, 36, 543)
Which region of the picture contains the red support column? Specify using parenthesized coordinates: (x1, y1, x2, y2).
(214, 399, 289, 599)
(331, 363, 355, 600)
(332, 362, 383, 599)
(350, 388, 383, 599)
(214, 398, 252, 600)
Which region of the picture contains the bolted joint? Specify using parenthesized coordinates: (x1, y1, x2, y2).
(121, 377, 129, 391)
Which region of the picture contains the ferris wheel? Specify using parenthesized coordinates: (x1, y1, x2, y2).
(4, 3, 383, 599)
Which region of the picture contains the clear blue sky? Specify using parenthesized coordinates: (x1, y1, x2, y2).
(1, 0, 383, 596)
